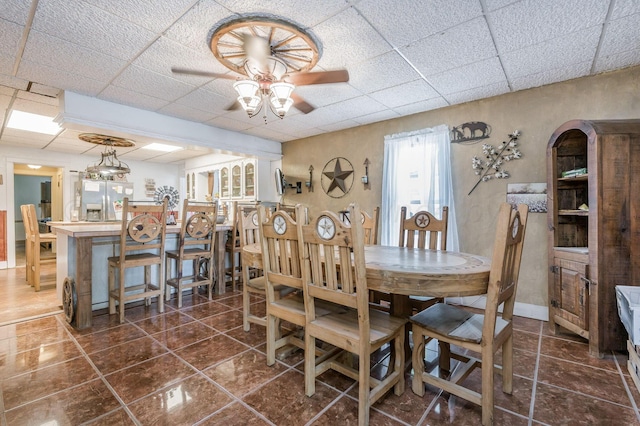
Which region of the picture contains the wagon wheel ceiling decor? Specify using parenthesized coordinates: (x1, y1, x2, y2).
(171, 14, 349, 120)
(80, 133, 134, 176)
(321, 157, 354, 198)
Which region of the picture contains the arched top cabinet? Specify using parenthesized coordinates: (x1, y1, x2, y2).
(547, 119, 640, 356)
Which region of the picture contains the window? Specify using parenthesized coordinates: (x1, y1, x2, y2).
(380, 124, 459, 250)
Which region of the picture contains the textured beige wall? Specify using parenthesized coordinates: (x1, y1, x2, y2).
(281, 65, 640, 308)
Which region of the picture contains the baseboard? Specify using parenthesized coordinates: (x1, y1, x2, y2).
(447, 295, 549, 321)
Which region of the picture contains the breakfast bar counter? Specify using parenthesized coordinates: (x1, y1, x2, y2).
(50, 222, 232, 329)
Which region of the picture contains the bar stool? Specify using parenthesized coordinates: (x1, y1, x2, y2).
(165, 199, 217, 308)
(21, 204, 56, 291)
(108, 198, 168, 323)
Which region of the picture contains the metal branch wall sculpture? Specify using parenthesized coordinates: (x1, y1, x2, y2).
(468, 130, 522, 195)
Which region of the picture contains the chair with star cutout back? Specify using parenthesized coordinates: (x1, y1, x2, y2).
(410, 203, 528, 426)
(108, 198, 168, 323)
(300, 203, 407, 426)
(165, 199, 217, 308)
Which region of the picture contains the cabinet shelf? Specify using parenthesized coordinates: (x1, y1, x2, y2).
(558, 209, 589, 216)
(558, 174, 588, 182)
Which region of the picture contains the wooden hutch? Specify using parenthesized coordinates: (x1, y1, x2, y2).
(547, 119, 640, 356)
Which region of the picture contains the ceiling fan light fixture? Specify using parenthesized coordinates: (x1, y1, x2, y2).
(233, 79, 259, 98)
(237, 95, 262, 116)
(270, 82, 295, 103)
(270, 96, 294, 118)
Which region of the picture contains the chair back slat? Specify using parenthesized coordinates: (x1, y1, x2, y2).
(177, 199, 217, 257)
(258, 206, 303, 301)
(398, 206, 448, 250)
(484, 203, 529, 332)
(361, 207, 380, 245)
(238, 207, 261, 247)
(299, 204, 369, 328)
(119, 198, 168, 261)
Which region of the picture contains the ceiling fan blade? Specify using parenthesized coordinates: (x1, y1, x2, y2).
(225, 101, 241, 111)
(171, 67, 237, 80)
(291, 93, 314, 114)
(285, 70, 349, 86)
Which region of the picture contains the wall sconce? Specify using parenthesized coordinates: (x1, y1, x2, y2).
(362, 158, 370, 188)
(306, 165, 314, 192)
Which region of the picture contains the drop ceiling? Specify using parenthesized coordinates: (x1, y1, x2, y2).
(1, 0, 639, 163)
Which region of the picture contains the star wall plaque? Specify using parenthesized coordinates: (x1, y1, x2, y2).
(321, 157, 354, 198)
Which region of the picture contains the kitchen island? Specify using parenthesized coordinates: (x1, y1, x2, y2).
(50, 222, 232, 329)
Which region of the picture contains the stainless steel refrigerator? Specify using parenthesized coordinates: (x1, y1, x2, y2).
(75, 179, 134, 221)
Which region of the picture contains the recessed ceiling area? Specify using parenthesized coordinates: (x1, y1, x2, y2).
(0, 0, 639, 161)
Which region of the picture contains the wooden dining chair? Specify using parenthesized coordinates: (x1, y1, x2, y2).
(410, 203, 528, 425)
(241, 205, 269, 331)
(361, 206, 380, 245)
(108, 197, 168, 323)
(165, 199, 217, 308)
(21, 204, 56, 291)
(400, 206, 449, 313)
(224, 201, 242, 292)
(299, 203, 407, 426)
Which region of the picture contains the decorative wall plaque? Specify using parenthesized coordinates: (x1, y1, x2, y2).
(321, 157, 354, 198)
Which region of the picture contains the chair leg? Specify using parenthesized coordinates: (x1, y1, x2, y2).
(304, 334, 316, 396)
(165, 257, 172, 302)
(412, 326, 426, 396)
(108, 264, 115, 314)
(158, 263, 164, 314)
(481, 347, 494, 426)
(358, 347, 371, 426)
(266, 313, 277, 366)
(502, 335, 513, 394)
(242, 265, 251, 331)
(439, 341, 451, 374)
(144, 265, 151, 306)
(33, 245, 41, 292)
(118, 269, 126, 324)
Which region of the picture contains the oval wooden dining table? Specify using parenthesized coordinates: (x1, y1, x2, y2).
(242, 243, 491, 317)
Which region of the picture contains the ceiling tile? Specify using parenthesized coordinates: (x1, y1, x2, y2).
(484, 0, 521, 11)
(206, 115, 253, 132)
(0, 1, 31, 24)
(174, 86, 231, 114)
(0, 94, 11, 109)
(241, 125, 291, 143)
(357, 0, 483, 47)
(316, 119, 361, 133)
(84, 0, 197, 33)
(594, 48, 640, 74)
(17, 59, 106, 96)
(0, 74, 28, 90)
(445, 81, 510, 104)
(368, 79, 440, 109)
(501, 27, 600, 79)
(45, 140, 93, 154)
(98, 85, 170, 111)
(304, 95, 386, 123)
(293, 83, 362, 109)
(111, 65, 196, 102)
(312, 7, 393, 69)
(32, 0, 157, 61)
(352, 109, 401, 125)
(216, 0, 351, 28)
(0, 52, 14, 75)
(132, 36, 228, 81)
(348, 51, 419, 94)
(489, 0, 608, 53)
(510, 61, 591, 91)
(3, 128, 57, 143)
(163, 0, 232, 58)
(0, 17, 23, 57)
(610, 0, 640, 19)
(599, 14, 640, 58)
(392, 97, 449, 116)
(158, 102, 216, 123)
(401, 17, 496, 76)
(23, 31, 126, 82)
(11, 97, 58, 116)
(429, 57, 506, 95)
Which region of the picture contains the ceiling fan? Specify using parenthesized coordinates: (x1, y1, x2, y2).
(171, 15, 349, 118)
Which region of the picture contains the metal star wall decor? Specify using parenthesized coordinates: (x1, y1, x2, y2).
(321, 157, 354, 198)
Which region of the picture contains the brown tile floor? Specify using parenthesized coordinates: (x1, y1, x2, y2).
(1, 265, 640, 424)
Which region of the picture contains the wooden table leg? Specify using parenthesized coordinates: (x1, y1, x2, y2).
(74, 237, 93, 329)
(391, 294, 413, 363)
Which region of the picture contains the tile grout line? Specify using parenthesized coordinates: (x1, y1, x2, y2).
(54, 315, 143, 426)
(611, 350, 640, 421)
(527, 320, 543, 425)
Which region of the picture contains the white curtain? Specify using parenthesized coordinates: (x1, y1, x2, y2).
(380, 124, 459, 251)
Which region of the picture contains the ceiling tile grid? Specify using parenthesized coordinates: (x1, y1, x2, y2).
(1, 0, 640, 153)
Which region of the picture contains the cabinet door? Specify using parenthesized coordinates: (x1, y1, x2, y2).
(220, 167, 229, 198)
(231, 164, 242, 198)
(244, 161, 255, 198)
(552, 258, 589, 331)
